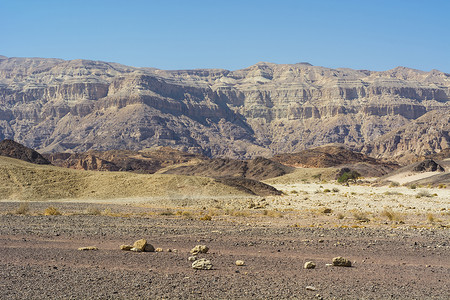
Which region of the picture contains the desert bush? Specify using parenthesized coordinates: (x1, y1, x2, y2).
(337, 171, 360, 183)
(15, 203, 30, 215)
(160, 209, 174, 216)
(332, 188, 340, 193)
(321, 208, 332, 214)
(85, 206, 101, 215)
(44, 206, 61, 216)
(415, 190, 433, 198)
(384, 191, 403, 196)
(199, 214, 212, 221)
(262, 210, 283, 218)
(336, 213, 345, 220)
(408, 184, 417, 189)
(323, 189, 331, 193)
(381, 208, 403, 222)
(352, 210, 370, 222)
(312, 173, 322, 181)
(389, 181, 400, 187)
(427, 213, 435, 223)
(438, 184, 446, 189)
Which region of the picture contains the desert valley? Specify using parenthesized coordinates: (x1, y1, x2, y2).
(0, 56, 449, 299)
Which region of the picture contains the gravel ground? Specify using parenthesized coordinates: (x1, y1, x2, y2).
(0, 202, 449, 299)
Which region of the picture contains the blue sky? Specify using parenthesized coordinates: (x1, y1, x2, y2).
(1, 0, 449, 72)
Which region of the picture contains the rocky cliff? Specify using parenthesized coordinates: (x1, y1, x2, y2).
(0, 56, 449, 162)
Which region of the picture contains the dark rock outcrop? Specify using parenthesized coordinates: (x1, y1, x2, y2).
(0, 139, 50, 164)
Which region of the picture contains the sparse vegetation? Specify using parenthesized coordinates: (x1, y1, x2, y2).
(337, 171, 360, 183)
(199, 214, 212, 221)
(337, 213, 345, 220)
(85, 206, 101, 215)
(15, 202, 30, 215)
(408, 184, 417, 190)
(44, 206, 61, 216)
(323, 188, 331, 193)
(160, 209, 174, 216)
(352, 210, 370, 222)
(332, 188, 339, 193)
(438, 184, 446, 189)
(321, 208, 332, 214)
(415, 190, 434, 198)
(426, 213, 435, 223)
(389, 181, 400, 187)
(381, 208, 403, 222)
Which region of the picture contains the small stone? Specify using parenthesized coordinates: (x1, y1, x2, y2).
(167, 249, 172, 252)
(130, 247, 142, 252)
(306, 286, 317, 291)
(304, 261, 316, 269)
(188, 256, 197, 262)
(190, 245, 209, 255)
(332, 256, 352, 267)
(172, 249, 178, 253)
(133, 239, 147, 251)
(78, 246, 98, 251)
(192, 258, 213, 270)
(235, 260, 245, 266)
(155, 248, 163, 252)
(120, 245, 133, 251)
(318, 239, 324, 243)
(325, 263, 333, 267)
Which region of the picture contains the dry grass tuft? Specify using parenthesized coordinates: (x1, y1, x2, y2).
(44, 206, 61, 216)
(351, 210, 370, 222)
(381, 208, 403, 222)
(15, 202, 30, 215)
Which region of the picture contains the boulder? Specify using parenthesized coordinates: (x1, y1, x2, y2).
(304, 261, 316, 269)
(332, 257, 352, 267)
(190, 245, 209, 255)
(192, 258, 213, 270)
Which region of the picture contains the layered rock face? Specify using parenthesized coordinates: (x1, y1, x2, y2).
(0, 56, 449, 162)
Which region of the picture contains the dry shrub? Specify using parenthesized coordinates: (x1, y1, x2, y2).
(336, 213, 345, 220)
(44, 206, 61, 216)
(199, 214, 212, 221)
(15, 202, 30, 215)
(415, 190, 433, 198)
(263, 210, 283, 218)
(381, 208, 403, 222)
(321, 208, 332, 214)
(389, 181, 400, 187)
(351, 210, 370, 222)
(160, 209, 174, 216)
(427, 213, 435, 223)
(85, 206, 101, 215)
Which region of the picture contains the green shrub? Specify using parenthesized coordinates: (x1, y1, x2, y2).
(338, 171, 361, 183)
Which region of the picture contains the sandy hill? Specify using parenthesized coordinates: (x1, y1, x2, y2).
(0, 139, 50, 165)
(0, 156, 279, 201)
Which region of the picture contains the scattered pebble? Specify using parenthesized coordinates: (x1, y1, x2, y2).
(306, 286, 317, 291)
(155, 248, 163, 252)
(188, 256, 197, 262)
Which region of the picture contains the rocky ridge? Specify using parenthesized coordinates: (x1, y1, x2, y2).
(0, 56, 449, 161)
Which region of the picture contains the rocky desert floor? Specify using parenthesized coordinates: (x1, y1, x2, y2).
(0, 182, 449, 300)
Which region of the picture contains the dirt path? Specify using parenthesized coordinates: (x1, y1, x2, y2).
(0, 202, 449, 299)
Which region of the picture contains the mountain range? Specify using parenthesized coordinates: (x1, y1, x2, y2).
(0, 55, 449, 163)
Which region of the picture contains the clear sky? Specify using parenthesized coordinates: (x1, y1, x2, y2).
(1, 0, 449, 72)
